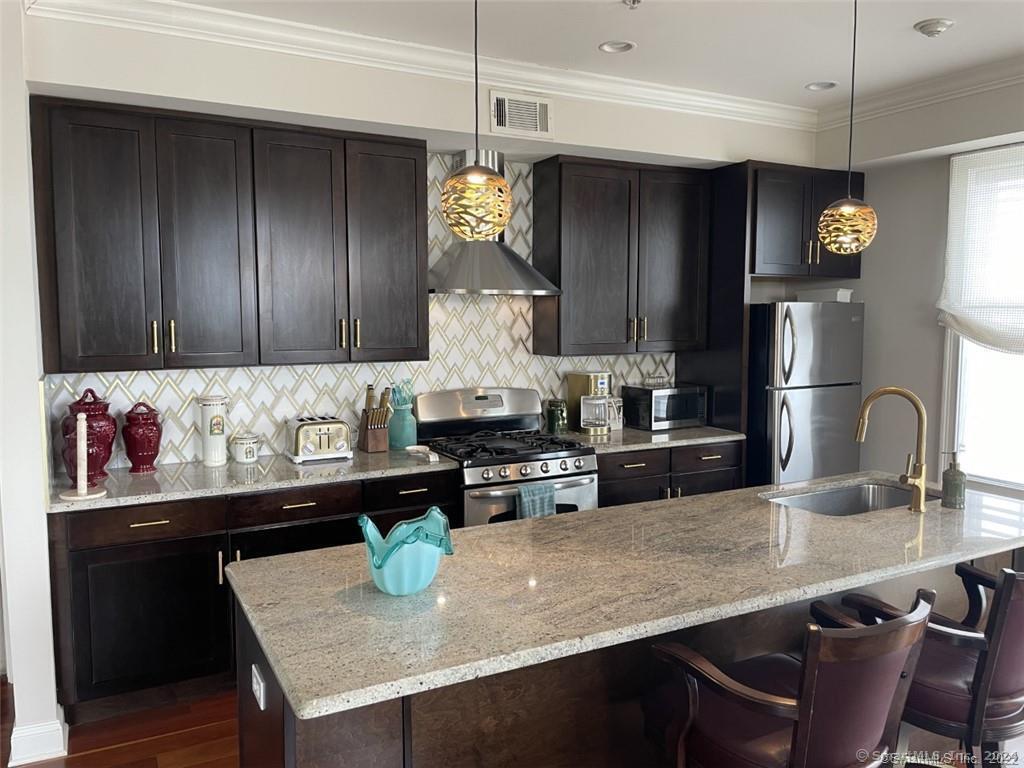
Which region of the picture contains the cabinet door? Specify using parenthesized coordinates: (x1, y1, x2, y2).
(752, 168, 811, 276)
(559, 164, 639, 354)
(671, 468, 741, 498)
(637, 170, 709, 351)
(254, 129, 349, 364)
(346, 141, 429, 362)
(50, 107, 162, 371)
(598, 475, 672, 508)
(231, 516, 363, 561)
(156, 119, 258, 367)
(69, 534, 230, 701)
(809, 170, 863, 279)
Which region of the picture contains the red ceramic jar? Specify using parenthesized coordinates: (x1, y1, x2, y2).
(123, 401, 162, 473)
(61, 388, 117, 486)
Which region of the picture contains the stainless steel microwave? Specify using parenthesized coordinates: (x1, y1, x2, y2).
(621, 384, 707, 431)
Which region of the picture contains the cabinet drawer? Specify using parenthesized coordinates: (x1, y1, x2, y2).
(66, 499, 226, 551)
(228, 482, 362, 529)
(362, 471, 460, 513)
(671, 468, 741, 498)
(670, 441, 742, 474)
(597, 449, 670, 482)
(598, 475, 671, 508)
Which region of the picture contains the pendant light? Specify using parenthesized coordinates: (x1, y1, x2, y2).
(818, 0, 878, 255)
(441, 0, 512, 241)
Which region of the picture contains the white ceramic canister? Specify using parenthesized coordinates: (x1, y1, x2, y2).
(197, 394, 229, 467)
(230, 432, 262, 464)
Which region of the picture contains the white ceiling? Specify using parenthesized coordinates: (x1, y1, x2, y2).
(199, 0, 1024, 109)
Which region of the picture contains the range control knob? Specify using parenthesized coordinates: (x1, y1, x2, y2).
(302, 441, 316, 455)
(481, 468, 493, 481)
(559, 460, 569, 471)
(520, 465, 532, 477)
(574, 458, 585, 470)
(499, 466, 511, 479)
(539, 462, 550, 474)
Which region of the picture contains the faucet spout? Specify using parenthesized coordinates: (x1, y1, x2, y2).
(854, 386, 929, 514)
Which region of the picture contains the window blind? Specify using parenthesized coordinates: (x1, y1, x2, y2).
(937, 144, 1024, 354)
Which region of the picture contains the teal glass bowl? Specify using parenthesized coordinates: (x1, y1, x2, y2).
(358, 507, 453, 596)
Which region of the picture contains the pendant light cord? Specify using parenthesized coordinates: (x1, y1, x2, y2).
(474, 0, 480, 165)
(846, 0, 858, 198)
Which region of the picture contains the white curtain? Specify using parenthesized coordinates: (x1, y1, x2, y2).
(937, 144, 1024, 354)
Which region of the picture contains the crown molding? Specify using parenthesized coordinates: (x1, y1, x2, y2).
(818, 55, 1024, 131)
(25, 0, 818, 132)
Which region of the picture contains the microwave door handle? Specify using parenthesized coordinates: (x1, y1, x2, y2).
(468, 476, 596, 499)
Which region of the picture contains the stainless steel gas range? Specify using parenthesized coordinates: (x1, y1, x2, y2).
(415, 388, 598, 526)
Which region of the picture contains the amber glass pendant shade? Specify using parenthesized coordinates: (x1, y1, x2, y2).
(441, 164, 513, 241)
(818, 197, 878, 254)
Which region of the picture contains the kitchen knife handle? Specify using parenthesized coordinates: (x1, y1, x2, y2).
(169, 319, 177, 354)
(354, 318, 362, 349)
(151, 320, 159, 355)
(339, 318, 347, 349)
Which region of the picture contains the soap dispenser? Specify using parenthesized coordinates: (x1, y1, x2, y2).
(941, 451, 966, 509)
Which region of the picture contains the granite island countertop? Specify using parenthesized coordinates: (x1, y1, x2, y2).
(225, 471, 1024, 720)
(48, 451, 459, 513)
(574, 426, 744, 453)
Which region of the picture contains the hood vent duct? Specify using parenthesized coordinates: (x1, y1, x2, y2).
(430, 151, 560, 297)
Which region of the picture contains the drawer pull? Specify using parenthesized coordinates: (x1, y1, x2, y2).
(700, 454, 723, 461)
(217, 550, 224, 586)
(281, 501, 317, 510)
(129, 519, 171, 529)
(398, 488, 430, 495)
(621, 462, 647, 469)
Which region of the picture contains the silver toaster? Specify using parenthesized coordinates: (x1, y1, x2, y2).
(285, 416, 353, 463)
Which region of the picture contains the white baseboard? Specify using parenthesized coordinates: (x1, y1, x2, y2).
(7, 719, 68, 766)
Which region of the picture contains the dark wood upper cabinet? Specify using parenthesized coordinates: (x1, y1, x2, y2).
(637, 169, 709, 352)
(345, 141, 429, 362)
(156, 119, 258, 368)
(533, 157, 708, 356)
(48, 107, 163, 371)
(751, 163, 864, 279)
(253, 129, 350, 365)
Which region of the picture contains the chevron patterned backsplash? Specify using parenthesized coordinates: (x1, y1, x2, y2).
(44, 155, 674, 468)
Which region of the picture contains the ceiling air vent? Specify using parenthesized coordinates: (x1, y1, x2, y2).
(490, 90, 553, 139)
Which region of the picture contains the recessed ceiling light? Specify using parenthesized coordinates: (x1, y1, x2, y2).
(914, 18, 955, 38)
(599, 40, 637, 54)
(805, 81, 838, 92)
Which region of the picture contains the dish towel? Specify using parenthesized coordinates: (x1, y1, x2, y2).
(517, 483, 557, 519)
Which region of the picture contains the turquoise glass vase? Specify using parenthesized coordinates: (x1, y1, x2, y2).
(388, 404, 417, 450)
(358, 506, 453, 596)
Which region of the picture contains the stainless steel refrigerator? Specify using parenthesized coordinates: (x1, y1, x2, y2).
(746, 302, 864, 486)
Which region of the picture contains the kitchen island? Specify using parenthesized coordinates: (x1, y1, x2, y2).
(226, 472, 1024, 767)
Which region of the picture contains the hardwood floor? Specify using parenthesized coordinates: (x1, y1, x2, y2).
(0, 681, 238, 768)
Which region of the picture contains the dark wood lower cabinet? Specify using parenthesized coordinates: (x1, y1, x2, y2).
(69, 533, 231, 701)
(598, 475, 672, 507)
(597, 442, 743, 508)
(671, 467, 741, 497)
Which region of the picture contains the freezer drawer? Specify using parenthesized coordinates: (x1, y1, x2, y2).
(771, 385, 862, 484)
(767, 302, 864, 388)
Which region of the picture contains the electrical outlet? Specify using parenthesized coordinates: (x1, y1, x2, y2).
(251, 663, 266, 711)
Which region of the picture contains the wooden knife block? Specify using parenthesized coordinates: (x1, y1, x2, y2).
(357, 411, 389, 453)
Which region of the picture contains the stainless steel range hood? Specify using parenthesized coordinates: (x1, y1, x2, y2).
(430, 150, 560, 296)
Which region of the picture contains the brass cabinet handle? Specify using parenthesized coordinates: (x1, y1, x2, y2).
(339, 318, 347, 349)
(354, 318, 362, 349)
(129, 519, 170, 529)
(675, 488, 683, 498)
(151, 320, 159, 354)
(235, 549, 241, 562)
(805, 240, 813, 264)
(398, 488, 430, 495)
(282, 501, 317, 510)
(217, 550, 224, 586)
(640, 316, 648, 342)
(628, 317, 637, 343)
(700, 454, 723, 461)
(169, 319, 177, 353)
(815, 241, 822, 265)
(621, 462, 647, 469)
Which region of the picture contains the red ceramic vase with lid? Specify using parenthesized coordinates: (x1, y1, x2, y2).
(123, 401, 162, 473)
(61, 388, 117, 486)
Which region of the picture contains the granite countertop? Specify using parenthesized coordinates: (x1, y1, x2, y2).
(48, 451, 459, 513)
(226, 472, 1024, 720)
(574, 426, 745, 453)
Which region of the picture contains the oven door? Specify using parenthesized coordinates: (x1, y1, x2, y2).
(463, 474, 598, 526)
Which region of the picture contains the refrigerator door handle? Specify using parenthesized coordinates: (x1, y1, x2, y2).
(782, 305, 797, 385)
(779, 394, 795, 472)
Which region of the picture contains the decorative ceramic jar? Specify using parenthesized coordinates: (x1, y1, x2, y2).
(230, 433, 262, 464)
(122, 402, 162, 473)
(388, 405, 417, 450)
(197, 394, 229, 467)
(61, 388, 117, 486)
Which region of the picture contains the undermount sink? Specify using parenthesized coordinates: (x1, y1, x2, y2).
(770, 483, 940, 516)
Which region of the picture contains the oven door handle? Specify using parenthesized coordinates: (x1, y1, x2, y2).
(468, 476, 596, 499)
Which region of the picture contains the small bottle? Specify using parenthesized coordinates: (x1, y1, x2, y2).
(941, 450, 966, 509)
